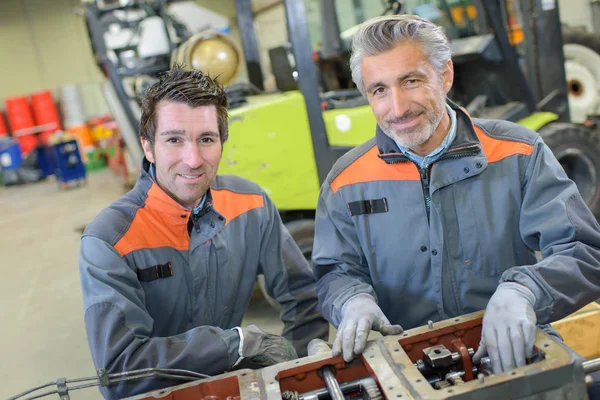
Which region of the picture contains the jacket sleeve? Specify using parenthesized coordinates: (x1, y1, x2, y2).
(257, 193, 329, 356)
(79, 236, 241, 400)
(311, 182, 378, 327)
(502, 136, 600, 324)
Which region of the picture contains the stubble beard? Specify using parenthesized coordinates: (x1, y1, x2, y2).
(382, 92, 447, 150)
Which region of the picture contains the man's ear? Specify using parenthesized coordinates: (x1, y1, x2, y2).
(141, 136, 155, 163)
(442, 59, 454, 94)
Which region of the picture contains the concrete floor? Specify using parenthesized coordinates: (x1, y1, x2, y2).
(1, 169, 301, 399)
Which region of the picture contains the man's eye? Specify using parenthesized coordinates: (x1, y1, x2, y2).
(201, 137, 215, 143)
(372, 87, 384, 95)
(405, 79, 418, 86)
(166, 137, 179, 143)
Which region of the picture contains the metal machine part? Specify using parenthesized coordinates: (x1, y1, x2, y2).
(321, 366, 344, 400)
(282, 377, 383, 400)
(416, 345, 491, 389)
(125, 311, 593, 399)
(13, 312, 599, 399)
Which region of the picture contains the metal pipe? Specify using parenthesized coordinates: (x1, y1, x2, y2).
(321, 366, 345, 400)
(583, 357, 600, 374)
(298, 377, 376, 400)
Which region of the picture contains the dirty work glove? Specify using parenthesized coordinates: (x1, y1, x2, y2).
(232, 325, 297, 369)
(333, 294, 403, 362)
(473, 282, 537, 374)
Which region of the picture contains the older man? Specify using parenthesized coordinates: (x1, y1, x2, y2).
(312, 14, 600, 374)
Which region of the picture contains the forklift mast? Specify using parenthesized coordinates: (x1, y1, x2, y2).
(234, 0, 352, 184)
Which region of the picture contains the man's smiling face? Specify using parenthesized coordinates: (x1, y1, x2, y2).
(141, 100, 222, 208)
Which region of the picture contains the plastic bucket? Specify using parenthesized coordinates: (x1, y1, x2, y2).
(0, 111, 8, 137)
(68, 124, 95, 162)
(5, 96, 35, 132)
(31, 90, 61, 144)
(6, 96, 38, 155)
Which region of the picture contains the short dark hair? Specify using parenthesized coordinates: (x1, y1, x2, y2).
(139, 64, 229, 145)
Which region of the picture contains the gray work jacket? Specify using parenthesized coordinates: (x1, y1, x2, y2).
(313, 102, 600, 332)
(80, 160, 328, 399)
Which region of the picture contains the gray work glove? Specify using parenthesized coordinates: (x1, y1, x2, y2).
(333, 294, 403, 362)
(232, 325, 298, 369)
(473, 282, 537, 374)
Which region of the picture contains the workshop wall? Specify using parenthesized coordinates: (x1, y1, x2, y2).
(0, 0, 246, 117)
(0, 0, 104, 105)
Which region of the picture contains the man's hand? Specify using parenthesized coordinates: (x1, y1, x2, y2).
(233, 325, 298, 369)
(333, 294, 403, 362)
(473, 282, 537, 373)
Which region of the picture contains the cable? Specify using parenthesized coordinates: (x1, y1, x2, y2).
(9, 368, 211, 400)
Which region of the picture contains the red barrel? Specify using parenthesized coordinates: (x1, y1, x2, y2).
(31, 90, 61, 145)
(5, 96, 38, 155)
(0, 111, 8, 137)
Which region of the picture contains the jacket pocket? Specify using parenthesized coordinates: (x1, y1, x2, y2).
(445, 185, 499, 276)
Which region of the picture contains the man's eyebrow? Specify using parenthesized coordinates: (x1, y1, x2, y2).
(200, 131, 220, 137)
(398, 71, 427, 81)
(159, 129, 185, 136)
(366, 71, 428, 93)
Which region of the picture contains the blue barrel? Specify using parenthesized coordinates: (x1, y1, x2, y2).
(0, 138, 23, 171)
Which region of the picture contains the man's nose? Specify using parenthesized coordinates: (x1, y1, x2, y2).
(391, 87, 410, 117)
(182, 143, 204, 169)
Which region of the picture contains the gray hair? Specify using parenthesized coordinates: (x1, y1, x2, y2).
(350, 14, 451, 95)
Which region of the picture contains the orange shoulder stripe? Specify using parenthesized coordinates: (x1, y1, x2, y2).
(211, 188, 264, 224)
(330, 146, 420, 193)
(114, 186, 190, 256)
(473, 126, 534, 163)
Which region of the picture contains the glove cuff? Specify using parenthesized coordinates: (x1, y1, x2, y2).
(498, 281, 536, 306)
(231, 327, 244, 367)
(341, 293, 378, 315)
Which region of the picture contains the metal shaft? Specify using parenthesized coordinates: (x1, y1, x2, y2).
(321, 366, 345, 400)
(298, 377, 376, 400)
(583, 357, 600, 374)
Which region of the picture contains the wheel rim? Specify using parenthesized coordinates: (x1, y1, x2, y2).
(563, 43, 600, 123)
(554, 147, 598, 205)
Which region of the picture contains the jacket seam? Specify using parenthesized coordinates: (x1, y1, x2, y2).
(211, 176, 263, 195)
(326, 140, 377, 185)
(521, 137, 542, 188)
(474, 121, 537, 146)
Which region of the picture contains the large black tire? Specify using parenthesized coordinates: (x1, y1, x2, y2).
(539, 122, 600, 216)
(257, 219, 316, 310)
(562, 30, 600, 123)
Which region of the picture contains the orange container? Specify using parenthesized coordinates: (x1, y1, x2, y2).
(0, 111, 8, 137)
(68, 124, 95, 162)
(5, 96, 35, 132)
(31, 90, 61, 144)
(5, 96, 38, 154)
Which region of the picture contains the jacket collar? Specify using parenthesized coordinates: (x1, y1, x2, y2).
(376, 99, 482, 164)
(137, 158, 213, 221)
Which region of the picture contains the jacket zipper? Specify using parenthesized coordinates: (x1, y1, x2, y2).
(380, 145, 481, 224)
